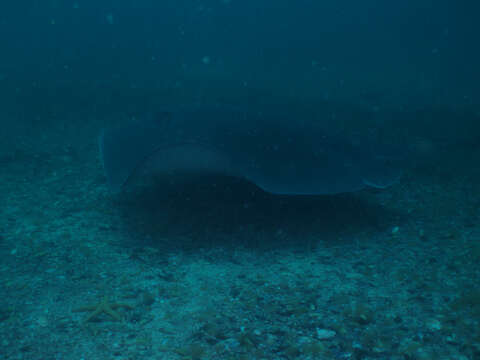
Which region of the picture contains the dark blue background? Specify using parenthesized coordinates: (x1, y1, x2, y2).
(1, 1, 479, 117)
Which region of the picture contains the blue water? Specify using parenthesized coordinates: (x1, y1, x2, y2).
(2, 1, 479, 115)
(1, 2, 479, 360)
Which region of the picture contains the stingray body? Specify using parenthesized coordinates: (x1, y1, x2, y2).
(99, 106, 403, 195)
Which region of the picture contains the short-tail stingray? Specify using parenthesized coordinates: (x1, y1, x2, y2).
(99, 106, 403, 195)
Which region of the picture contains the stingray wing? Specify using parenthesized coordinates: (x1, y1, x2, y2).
(99, 107, 403, 195)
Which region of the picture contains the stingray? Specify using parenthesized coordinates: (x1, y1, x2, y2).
(99, 105, 404, 195)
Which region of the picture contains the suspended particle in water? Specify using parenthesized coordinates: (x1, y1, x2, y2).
(106, 13, 114, 25)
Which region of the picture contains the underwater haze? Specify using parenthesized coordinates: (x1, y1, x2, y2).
(1, 0, 480, 114)
(1, 1, 480, 360)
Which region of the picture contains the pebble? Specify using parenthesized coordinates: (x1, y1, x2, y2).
(316, 328, 336, 340)
(425, 318, 442, 331)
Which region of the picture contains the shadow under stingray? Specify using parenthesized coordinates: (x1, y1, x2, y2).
(112, 174, 404, 253)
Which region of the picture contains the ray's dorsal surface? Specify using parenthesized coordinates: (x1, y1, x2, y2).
(99, 105, 403, 195)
